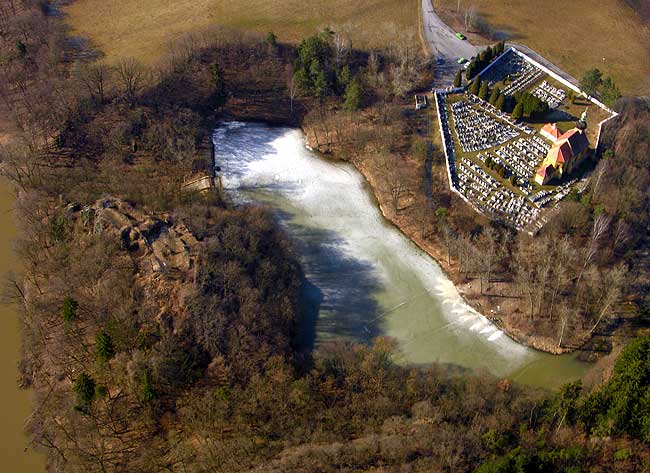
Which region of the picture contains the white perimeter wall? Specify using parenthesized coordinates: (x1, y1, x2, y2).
(476, 46, 619, 152)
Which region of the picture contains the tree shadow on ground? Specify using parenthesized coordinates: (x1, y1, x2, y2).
(524, 109, 577, 125)
(273, 209, 385, 353)
(213, 122, 386, 352)
(477, 12, 524, 42)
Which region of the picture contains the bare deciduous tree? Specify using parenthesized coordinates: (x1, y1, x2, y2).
(376, 151, 410, 212)
(285, 63, 296, 113)
(576, 213, 611, 287)
(589, 264, 626, 334)
(613, 219, 631, 252)
(79, 63, 111, 104)
(116, 58, 145, 104)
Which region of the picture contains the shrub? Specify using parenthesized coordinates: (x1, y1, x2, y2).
(74, 373, 96, 405)
(50, 214, 67, 243)
(266, 31, 278, 48)
(95, 330, 115, 362)
(344, 80, 363, 111)
(16, 40, 27, 59)
(141, 372, 157, 403)
(614, 448, 632, 461)
(62, 297, 78, 324)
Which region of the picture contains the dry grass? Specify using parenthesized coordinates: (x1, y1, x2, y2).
(64, 0, 418, 65)
(433, 0, 650, 95)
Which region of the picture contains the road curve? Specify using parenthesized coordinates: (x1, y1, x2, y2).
(421, 0, 479, 86)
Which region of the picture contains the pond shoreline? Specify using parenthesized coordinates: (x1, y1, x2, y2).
(297, 123, 577, 356)
(210, 121, 590, 390)
(210, 116, 575, 356)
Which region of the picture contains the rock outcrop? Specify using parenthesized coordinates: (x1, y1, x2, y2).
(66, 197, 201, 325)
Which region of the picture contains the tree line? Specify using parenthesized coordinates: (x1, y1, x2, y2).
(0, 2, 648, 472)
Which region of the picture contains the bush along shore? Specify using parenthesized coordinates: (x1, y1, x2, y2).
(291, 34, 646, 358)
(1, 3, 649, 471)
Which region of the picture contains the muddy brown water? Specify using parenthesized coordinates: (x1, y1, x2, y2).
(0, 178, 45, 471)
(0, 117, 589, 471)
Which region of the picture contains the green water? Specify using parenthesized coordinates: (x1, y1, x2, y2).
(214, 122, 590, 389)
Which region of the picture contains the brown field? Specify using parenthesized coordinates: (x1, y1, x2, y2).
(64, 0, 418, 65)
(433, 0, 650, 95)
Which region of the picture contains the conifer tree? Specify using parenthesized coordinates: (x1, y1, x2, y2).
(478, 80, 489, 101)
(453, 69, 462, 88)
(489, 86, 500, 105)
(469, 77, 481, 96)
(495, 94, 506, 111)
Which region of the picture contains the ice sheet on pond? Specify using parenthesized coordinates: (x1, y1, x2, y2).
(212, 122, 587, 384)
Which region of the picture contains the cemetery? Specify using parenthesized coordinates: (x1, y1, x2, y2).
(434, 47, 618, 233)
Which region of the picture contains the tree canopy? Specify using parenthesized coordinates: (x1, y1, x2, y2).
(579, 336, 650, 442)
(579, 68, 621, 107)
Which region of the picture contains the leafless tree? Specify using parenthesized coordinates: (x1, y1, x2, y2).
(376, 152, 410, 212)
(513, 237, 538, 320)
(589, 264, 626, 334)
(116, 58, 145, 104)
(285, 63, 296, 113)
(592, 213, 611, 242)
(442, 225, 455, 266)
(414, 192, 434, 238)
(455, 233, 475, 275)
(590, 159, 608, 198)
(533, 237, 554, 317)
(79, 63, 111, 105)
(465, 7, 478, 31)
(576, 213, 611, 287)
(612, 219, 631, 252)
(476, 227, 499, 294)
(333, 32, 351, 68)
(548, 236, 572, 321)
(0, 141, 43, 190)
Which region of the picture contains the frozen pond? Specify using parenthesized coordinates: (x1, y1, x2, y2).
(212, 122, 588, 388)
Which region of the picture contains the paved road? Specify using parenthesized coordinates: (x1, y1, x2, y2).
(421, 0, 479, 87)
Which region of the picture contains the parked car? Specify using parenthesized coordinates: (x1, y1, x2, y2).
(457, 57, 468, 64)
(455, 32, 466, 40)
(436, 57, 445, 65)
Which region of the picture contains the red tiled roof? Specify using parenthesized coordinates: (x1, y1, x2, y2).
(559, 128, 578, 140)
(547, 141, 573, 165)
(561, 128, 589, 156)
(541, 123, 562, 139)
(537, 164, 553, 177)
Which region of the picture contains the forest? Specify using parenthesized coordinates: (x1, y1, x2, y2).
(0, 1, 648, 471)
(291, 35, 645, 354)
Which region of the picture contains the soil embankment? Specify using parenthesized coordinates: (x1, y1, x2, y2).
(300, 116, 576, 355)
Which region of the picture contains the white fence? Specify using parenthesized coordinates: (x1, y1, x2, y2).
(433, 91, 488, 217)
(433, 46, 620, 233)
(476, 46, 619, 155)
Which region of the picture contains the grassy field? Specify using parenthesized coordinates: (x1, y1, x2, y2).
(433, 0, 650, 95)
(64, 0, 418, 65)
